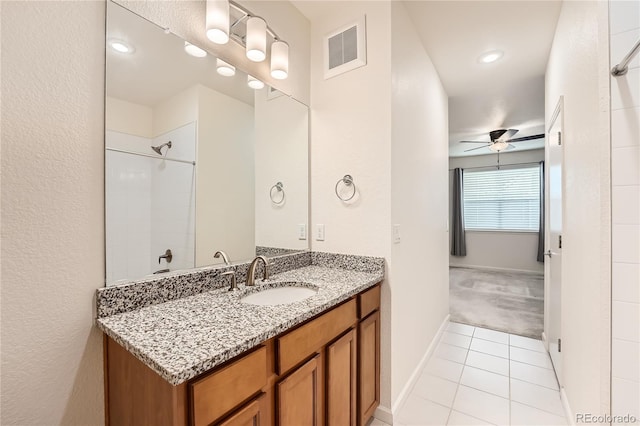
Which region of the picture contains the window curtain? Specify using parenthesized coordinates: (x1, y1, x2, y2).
(451, 168, 467, 256)
(537, 161, 545, 262)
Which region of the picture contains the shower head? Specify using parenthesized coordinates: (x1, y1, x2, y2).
(151, 141, 172, 155)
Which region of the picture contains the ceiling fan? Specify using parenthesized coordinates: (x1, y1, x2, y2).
(460, 129, 545, 153)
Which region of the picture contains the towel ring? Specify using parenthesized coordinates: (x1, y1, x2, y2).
(270, 182, 285, 204)
(335, 175, 356, 201)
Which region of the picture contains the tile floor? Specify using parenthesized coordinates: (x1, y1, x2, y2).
(382, 322, 568, 426)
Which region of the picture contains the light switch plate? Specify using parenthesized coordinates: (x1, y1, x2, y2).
(316, 224, 325, 241)
(298, 224, 307, 240)
(393, 224, 401, 243)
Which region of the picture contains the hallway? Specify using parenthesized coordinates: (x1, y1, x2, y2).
(393, 322, 566, 425)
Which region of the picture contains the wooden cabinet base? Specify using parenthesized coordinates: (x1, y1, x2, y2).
(104, 285, 381, 426)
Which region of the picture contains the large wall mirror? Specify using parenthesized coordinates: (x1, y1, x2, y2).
(105, 1, 309, 285)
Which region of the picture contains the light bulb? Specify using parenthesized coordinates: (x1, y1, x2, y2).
(246, 17, 267, 62)
(479, 50, 503, 64)
(184, 42, 207, 58)
(216, 58, 235, 76)
(270, 40, 289, 80)
(108, 39, 133, 54)
(247, 75, 264, 90)
(206, 0, 229, 44)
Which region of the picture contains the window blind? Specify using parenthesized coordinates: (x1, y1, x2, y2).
(463, 165, 541, 232)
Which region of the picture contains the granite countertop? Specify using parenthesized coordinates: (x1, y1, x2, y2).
(97, 265, 383, 385)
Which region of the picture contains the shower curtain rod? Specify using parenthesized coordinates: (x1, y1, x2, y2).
(106, 147, 196, 165)
(448, 161, 542, 171)
(611, 37, 640, 77)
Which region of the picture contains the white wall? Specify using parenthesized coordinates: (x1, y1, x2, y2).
(307, 0, 393, 409)
(254, 90, 309, 251)
(449, 149, 545, 273)
(545, 0, 612, 418)
(609, 0, 640, 420)
(1, 1, 105, 424)
(195, 85, 255, 265)
(390, 1, 450, 407)
(106, 96, 153, 138)
(115, 0, 310, 104)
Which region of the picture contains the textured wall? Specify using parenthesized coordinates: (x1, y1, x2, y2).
(1, 1, 106, 424)
(545, 0, 611, 418)
(390, 1, 450, 407)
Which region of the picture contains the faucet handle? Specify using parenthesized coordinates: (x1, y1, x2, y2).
(220, 270, 237, 291)
(158, 249, 173, 264)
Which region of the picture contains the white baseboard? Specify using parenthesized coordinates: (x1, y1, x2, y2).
(560, 387, 575, 425)
(386, 314, 450, 421)
(450, 264, 543, 275)
(541, 332, 549, 350)
(373, 405, 393, 424)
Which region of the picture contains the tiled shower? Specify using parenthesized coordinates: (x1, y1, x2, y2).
(105, 122, 197, 283)
(610, 0, 640, 420)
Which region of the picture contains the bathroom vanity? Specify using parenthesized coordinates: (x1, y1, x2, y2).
(97, 252, 383, 426)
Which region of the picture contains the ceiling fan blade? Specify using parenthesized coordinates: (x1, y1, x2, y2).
(464, 145, 491, 152)
(506, 133, 545, 143)
(460, 140, 491, 144)
(497, 129, 519, 141)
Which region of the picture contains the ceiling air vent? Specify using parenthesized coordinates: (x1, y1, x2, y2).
(323, 16, 367, 80)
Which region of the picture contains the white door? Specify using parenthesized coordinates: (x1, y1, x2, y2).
(547, 98, 563, 383)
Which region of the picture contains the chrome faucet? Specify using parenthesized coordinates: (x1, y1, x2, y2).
(246, 256, 270, 286)
(214, 250, 230, 265)
(220, 270, 237, 291)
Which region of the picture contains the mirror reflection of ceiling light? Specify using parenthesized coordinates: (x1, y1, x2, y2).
(184, 42, 207, 58)
(246, 16, 267, 62)
(479, 50, 503, 64)
(108, 39, 134, 54)
(216, 58, 235, 76)
(206, 0, 230, 44)
(247, 75, 265, 90)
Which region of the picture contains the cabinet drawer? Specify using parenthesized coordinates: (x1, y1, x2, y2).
(358, 285, 380, 319)
(277, 299, 357, 374)
(190, 346, 267, 426)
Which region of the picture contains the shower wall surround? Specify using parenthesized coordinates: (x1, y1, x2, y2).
(105, 123, 196, 283)
(609, 0, 640, 419)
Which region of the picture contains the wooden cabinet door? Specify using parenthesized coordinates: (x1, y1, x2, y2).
(216, 394, 267, 426)
(326, 328, 357, 426)
(358, 311, 380, 426)
(276, 355, 320, 426)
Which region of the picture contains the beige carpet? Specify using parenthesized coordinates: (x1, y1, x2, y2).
(449, 267, 544, 339)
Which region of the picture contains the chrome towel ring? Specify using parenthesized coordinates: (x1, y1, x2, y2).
(335, 174, 356, 201)
(270, 182, 285, 204)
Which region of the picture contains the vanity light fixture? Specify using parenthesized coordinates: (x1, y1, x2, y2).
(478, 50, 503, 64)
(270, 40, 289, 80)
(247, 75, 264, 90)
(246, 16, 267, 62)
(108, 39, 134, 54)
(216, 58, 235, 76)
(184, 41, 207, 58)
(206, 0, 230, 44)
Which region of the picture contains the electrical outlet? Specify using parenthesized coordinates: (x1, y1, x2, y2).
(298, 224, 307, 240)
(393, 224, 401, 243)
(316, 224, 325, 241)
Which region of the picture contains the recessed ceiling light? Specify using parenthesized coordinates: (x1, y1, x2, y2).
(478, 50, 503, 64)
(184, 42, 207, 58)
(108, 39, 134, 54)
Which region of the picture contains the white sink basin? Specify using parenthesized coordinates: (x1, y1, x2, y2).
(240, 286, 317, 306)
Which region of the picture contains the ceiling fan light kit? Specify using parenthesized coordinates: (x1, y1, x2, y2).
(460, 128, 545, 153)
